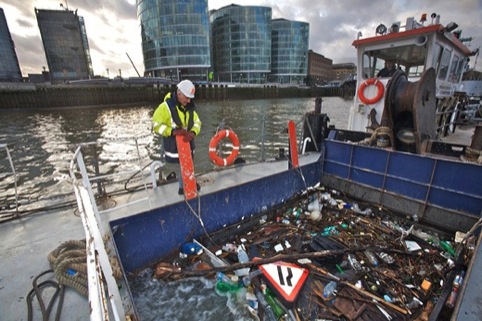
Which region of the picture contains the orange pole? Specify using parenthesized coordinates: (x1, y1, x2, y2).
(288, 120, 299, 168)
(175, 136, 197, 200)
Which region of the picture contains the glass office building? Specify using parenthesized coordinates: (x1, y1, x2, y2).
(0, 8, 22, 82)
(210, 5, 272, 83)
(35, 8, 93, 83)
(269, 19, 309, 84)
(137, 0, 211, 81)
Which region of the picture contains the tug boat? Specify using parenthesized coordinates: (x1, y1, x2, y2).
(349, 13, 480, 152)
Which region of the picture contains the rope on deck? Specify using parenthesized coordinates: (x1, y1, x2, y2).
(359, 126, 392, 148)
(462, 147, 482, 164)
(48, 239, 123, 296)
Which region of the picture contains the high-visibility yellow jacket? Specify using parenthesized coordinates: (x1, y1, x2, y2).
(152, 92, 201, 162)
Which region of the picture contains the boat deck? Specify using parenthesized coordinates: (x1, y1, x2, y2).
(0, 206, 88, 320)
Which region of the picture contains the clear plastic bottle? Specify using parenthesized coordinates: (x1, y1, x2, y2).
(347, 254, 362, 271)
(235, 245, 250, 276)
(323, 281, 337, 299)
(242, 269, 263, 287)
(364, 251, 379, 266)
(216, 272, 236, 285)
(254, 289, 278, 321)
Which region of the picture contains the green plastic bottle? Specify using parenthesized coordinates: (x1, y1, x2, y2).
(215, 272, 242, 294)
(439, 241, 456, 257)
(265, 288, 285, 319)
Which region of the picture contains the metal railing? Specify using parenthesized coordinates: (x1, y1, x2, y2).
(0, 144, 19, 217)
(68, 136, 160, 321)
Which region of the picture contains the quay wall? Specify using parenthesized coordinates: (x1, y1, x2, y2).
(0, 83, 351, 109)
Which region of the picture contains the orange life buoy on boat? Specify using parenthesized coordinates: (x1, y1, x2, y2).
(357, 78, 384, 104)
(208, 129, 240, 166)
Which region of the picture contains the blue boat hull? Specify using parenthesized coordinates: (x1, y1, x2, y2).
(111, 160, 321, 273)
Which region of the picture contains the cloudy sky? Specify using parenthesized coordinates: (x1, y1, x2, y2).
(1, 0, 481, 78)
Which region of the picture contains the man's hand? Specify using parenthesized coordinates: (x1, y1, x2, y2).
(172, 128, 187, 136)
(183, 131, 195, 142)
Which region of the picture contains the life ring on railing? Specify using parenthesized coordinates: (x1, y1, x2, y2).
(357, 78, 385, 104)
(208, 129, 240, 166)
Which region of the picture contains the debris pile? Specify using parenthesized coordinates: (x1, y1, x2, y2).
(152, 186, 476, 321)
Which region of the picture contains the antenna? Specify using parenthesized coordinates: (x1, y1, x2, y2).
(60, 1, 69, 10)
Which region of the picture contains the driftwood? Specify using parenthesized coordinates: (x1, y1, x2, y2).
(171, 246, 417, 277)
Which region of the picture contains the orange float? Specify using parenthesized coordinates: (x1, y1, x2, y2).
(357, 78, 384, 104)
(208, 129, 240, 166)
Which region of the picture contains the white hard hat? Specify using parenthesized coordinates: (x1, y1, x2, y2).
(177, 80, 195, 98)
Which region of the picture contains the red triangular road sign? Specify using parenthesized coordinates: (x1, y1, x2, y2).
(259, 261, 309, 305)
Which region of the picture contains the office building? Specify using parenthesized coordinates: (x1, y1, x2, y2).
(137, 0, 211, 81)
(269, 19, 309, 85)
(210, 5, 272, 83)
(35, 8, 93, 83)
(307, 50, 333, 86)
(0, 8, 22, 82)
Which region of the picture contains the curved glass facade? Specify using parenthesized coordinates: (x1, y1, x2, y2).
(210, 5, 272, 83)
(269, 19, 309, 84)
(137, 0, 211, 81)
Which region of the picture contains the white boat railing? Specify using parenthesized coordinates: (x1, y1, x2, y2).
(70, 146, 127, 321)
(0, 144, 19, 216)
(69, 137, 157, 321)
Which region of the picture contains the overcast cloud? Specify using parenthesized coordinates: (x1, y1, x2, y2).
(1, 0, 481, 77)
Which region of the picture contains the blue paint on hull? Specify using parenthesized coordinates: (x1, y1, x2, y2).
(323, 139, 482, 217)
(111, 161, 321, 273)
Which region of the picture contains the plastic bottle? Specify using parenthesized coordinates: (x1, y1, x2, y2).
(323, 281, 337, 299)
(242, 269, 263, 287)
(254, 289, 278, 321)
(265, 288, 285, 319)
(216, 272, 236, 284)
(406, 297, 422, 310)
(446, 270, 465, 308)
(439, 241, 456, 257)
(364, 251, 379, 266)
(235, 245, 250, 276)
(215, 272, 242, 294)
(378, 252, 394, 264)
(347, 254, 362, 271)
(215, 280, 242, 294)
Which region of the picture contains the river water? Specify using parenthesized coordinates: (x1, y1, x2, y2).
(0, 96, 351, 217)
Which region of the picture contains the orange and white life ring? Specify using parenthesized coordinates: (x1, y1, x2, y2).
(357, 78, 384, 104)
(208, 129, 240, 166)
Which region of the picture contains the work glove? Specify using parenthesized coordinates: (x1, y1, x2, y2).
(183, 131, 195, 142)
(172, 128, 187, 136)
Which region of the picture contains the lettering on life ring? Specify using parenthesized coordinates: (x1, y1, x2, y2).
(358, 78, 384, 104)
(208, 129, 240, 166)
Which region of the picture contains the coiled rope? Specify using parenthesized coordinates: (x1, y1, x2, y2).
(359, 126, 392, 148)
(462, 147, 482, 164)
(47, 239, 123, 296)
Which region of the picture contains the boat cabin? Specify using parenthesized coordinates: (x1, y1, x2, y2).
(349, 13, 474, 135)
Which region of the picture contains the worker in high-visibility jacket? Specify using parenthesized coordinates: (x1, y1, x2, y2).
(152, 80, 201, 195)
